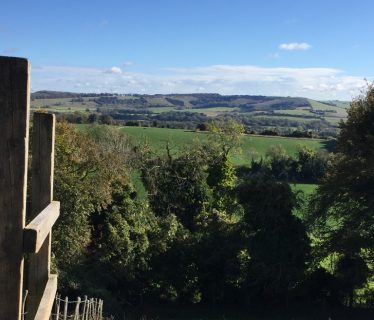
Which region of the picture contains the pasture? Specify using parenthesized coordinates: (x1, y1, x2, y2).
(120, 126, 326, 165)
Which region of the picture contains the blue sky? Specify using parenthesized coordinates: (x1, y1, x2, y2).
(1, 0, 373, 99)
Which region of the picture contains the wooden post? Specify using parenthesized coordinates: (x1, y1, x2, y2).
(82, 296, 88, 320)
(63, 297, 68, 320)
(55, 294, 61, 320)
(28, 112, 56, 319)
(0, 56, 30, 320)
(74, 297, 81, 320)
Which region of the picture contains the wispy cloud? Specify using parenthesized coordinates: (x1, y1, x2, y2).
(279, 42, 311, 51)
(31, 64, 368, 100)
(104, 66, 122, 74)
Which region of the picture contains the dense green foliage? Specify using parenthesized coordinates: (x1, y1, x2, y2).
(242, 144, 328, 183)
(50, 90, 374, 317)
(237, 174, 310, 302)
(306, 87, 374, 307)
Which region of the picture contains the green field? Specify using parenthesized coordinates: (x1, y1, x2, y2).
(308, 99, 347, 116)
(254, 114, 317, 123)
(31, 97, 98, 113)
(184, 106, 239, 115)
(31, 97, 72, 108)
(273, 108, 314, 116)
(291, 183, 318, 196)
(120, 126, 326, 165)
(126, 106, 237, 116)
(42, 106, 96, 113)
(31, 95, 348, 132)
(76, 124, 325, 202)
(149, 106, 178, 113)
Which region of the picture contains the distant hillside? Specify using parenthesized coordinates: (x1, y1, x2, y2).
(31, 91, 317, 110)
(31, 91, 112, 99)
(31, 91, 349, 137)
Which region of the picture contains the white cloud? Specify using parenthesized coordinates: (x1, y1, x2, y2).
(279, 42, 311, 51)
(104, 66, 122, 74)
(30, 64, 368, 100)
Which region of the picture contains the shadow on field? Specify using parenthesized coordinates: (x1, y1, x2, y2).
(321, 139, 337, 152)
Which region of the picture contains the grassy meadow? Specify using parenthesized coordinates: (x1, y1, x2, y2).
(77, 124, 324, 205)
(120, 126, 323, 215)
(120, 126, 326, 166)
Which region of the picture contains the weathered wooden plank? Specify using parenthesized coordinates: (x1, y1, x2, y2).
(0, 56, 30, 320)
(63, 297, 68, 320)
(24, 201, 60, 253)
(30, 112, 55, 218)
(34, 274, 58, 320)
(28, 112, 56, 319)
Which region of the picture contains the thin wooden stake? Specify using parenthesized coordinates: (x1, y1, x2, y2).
(55, 294, 61, 320)
(74, 297, 81, 320)
(82, 296, 88, 320)
(22, 290, 29, 320)
(86, 299, 90, 320)
(63, 297, 68, 320)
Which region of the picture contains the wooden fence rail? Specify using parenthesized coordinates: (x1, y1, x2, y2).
(0, 56, 59, 320)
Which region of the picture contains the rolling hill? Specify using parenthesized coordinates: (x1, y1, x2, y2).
(31, 91, 349, 136)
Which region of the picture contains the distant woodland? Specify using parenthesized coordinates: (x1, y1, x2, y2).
(31, 91, 347, 138)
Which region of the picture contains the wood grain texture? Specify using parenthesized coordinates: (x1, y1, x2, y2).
(28, 112, 56, 319)
(34, 274, 57, 320)
(0, 56, 30, 320)
(24, 201, 60, 253)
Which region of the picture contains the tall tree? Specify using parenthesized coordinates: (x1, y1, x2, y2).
(237, 173, 310, 302)
(307, 86, 374, 304)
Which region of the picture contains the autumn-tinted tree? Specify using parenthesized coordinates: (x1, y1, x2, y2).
(53, 123, 133, 288)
